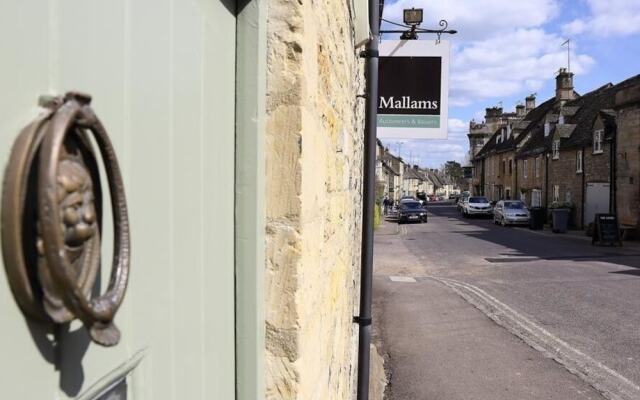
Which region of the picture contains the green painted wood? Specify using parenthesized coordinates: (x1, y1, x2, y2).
(235, 0, 267, 398)
(0, 0, 237, 398)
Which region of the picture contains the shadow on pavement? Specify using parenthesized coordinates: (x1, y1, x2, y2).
(426, 204, 640, 271)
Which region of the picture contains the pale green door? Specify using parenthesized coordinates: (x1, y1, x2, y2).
(0, 0, 237, 398)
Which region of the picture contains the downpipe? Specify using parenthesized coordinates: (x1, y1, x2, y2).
(355, 0, 380, 399)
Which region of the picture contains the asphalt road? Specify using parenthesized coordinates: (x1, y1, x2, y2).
(373, 202, 640, 400)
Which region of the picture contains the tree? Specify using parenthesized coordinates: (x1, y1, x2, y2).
(444, 161, 464, 187)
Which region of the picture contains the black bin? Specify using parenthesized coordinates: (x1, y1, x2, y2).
(529, 207, 545, 230)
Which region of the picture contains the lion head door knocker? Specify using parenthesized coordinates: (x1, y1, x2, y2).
(1, 92, 130, 346)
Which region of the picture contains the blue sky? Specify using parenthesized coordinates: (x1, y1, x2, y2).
(379, 0, 640, 168)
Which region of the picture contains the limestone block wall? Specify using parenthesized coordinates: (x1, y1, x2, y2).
(616, 86, 640, 228)
(264, 0, 365, 398)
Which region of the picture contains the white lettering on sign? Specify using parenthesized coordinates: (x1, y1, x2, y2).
(379, 96, 439, 110)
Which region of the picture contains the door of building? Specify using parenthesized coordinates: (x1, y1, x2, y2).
(0, 1, 237, 398)
(585, 182, 611, 226)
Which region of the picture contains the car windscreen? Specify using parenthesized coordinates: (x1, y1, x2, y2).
(401, 202, 421, 209)
(505, 201, 525, 209)
(469, 197, 488, 203)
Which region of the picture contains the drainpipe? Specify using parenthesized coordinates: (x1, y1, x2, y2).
(611, 128, 617, 215)
(581, 147, 585, 228)
(355, 0, 380, 399)
(545, 153, 549, 209)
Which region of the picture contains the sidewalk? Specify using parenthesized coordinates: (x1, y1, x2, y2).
(372, 223, 606, 400)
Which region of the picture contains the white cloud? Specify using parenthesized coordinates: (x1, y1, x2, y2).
(381, 118, 470, 167)
(450, 28, 595, 106)
(562, 0, 640, 37)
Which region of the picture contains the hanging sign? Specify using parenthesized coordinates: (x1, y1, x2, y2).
(377, 40, 450, 139)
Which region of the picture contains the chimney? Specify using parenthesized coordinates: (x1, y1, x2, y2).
(516, 104, 526, 117)
(485, 106, 503, 124)
(556, 68, 575, 104)
(525, 95, 536, 113)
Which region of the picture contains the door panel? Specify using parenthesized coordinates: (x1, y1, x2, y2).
(586, 183, 611, 226)
(0, 1, 236, 398)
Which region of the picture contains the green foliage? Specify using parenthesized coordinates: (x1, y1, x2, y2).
(373, 204, 382, 230)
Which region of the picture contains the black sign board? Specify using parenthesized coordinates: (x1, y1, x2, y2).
(463, 166, 473, 179)
(592, 214, 622, 246)
(378, 57, 441, 116)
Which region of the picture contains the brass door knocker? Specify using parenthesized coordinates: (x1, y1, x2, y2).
(2, 92, 130, 347)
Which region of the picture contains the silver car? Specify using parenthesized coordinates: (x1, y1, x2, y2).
(493, 200, 530, 226)
(462, 196, 493, 218)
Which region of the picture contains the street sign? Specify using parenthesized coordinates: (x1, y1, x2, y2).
(377, 40, 450, 139)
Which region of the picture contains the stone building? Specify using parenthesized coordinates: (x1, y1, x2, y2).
(615, 80, 640, 229)
(473, 67, 640, 233)
(380, 151, 406, 201)
(403, 166, 427, 198)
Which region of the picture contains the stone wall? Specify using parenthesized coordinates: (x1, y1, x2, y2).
(616, 86, 640, 228)
(549, 148, 586, 228)
(264, 0, 365, 399)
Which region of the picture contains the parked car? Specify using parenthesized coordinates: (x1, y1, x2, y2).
(493, 200, 530, 226)
(398, 200, 428, 224)
(462, 196, 493, 218)
(457, 196, 469, 212)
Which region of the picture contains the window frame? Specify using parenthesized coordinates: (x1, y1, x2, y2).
(552, 140, 560, 160)
(576, 150, 583, 174)
(553, 185, 560, 203)
(523, 159, 528, 179)
(535, 157, 540, 178)
(532, 189, 542, 207)
(593, 129, 604, 154)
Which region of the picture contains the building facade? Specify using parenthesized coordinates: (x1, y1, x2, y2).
(471, 68, 640, 232)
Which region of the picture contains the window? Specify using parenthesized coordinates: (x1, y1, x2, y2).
(535, 157, 540, 178)
(509, 159, 513, 175)
(576, 150, 583, 173)
(532, 189, 542, 207)
(593, 130, 604, 154)
(523, 160, 528, 179)
(553, 185, 560, 202)
(502, 160, 506, 176)
(552, 140, 560, 159)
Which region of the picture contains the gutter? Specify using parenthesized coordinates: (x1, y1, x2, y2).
(354, 0, 380, 399)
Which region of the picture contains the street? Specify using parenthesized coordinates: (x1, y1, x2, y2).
(373, 202, 640, 400)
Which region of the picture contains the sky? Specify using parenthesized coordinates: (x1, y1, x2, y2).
(379, 0, 640, 168)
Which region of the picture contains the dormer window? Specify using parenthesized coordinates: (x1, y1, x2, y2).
(593, 129, 604, 154)
(552, 140, 560, 159)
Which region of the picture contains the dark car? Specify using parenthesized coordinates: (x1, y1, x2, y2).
(398, 200, 428, 224)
